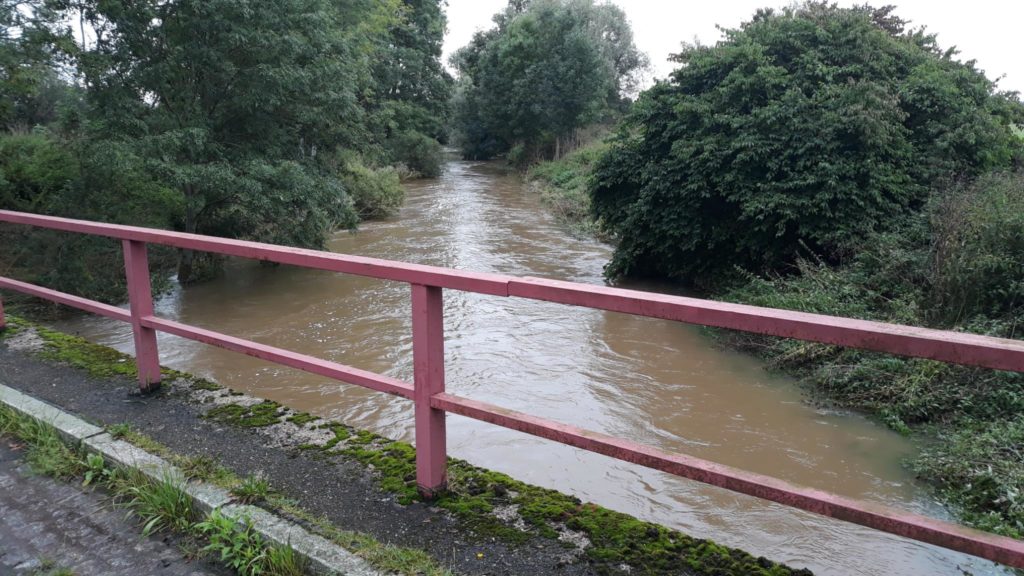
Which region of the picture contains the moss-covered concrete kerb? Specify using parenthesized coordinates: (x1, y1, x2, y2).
(0, 315, 811, 575)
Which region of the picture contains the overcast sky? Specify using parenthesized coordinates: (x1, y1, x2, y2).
(442, 0, 1023, 95)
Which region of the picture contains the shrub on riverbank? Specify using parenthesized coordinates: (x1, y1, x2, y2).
(337, 157, 406, 219)
(386, 130, 444, 179)
(717, 171, 1024, 537)
(526, 142, 607, 236)
(589, 3, 1024, 288)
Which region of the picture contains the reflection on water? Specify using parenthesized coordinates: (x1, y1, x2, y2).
(54, 160, 1006, 575)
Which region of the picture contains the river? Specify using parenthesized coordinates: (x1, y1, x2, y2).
(54, 159, 1006, 575)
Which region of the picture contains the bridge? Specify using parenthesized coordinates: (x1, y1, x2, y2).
(1, 208, 1023, 569)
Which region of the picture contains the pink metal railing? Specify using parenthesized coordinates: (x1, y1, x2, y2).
(1, 209, 1023, 567)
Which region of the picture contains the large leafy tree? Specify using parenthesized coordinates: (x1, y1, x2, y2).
(451, 0, 646, 163)
(591, 2, 1024, 287)
(65, 0, 403, 281)
(0, 1, 74, 129)
(372, 0, 453, 143)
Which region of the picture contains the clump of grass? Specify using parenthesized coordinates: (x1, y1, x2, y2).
(195, 510, 307, 576)
(0, 405, 84, 479)
(231, 474, 271, 504)
(263, 544, 307, 576)
(110, 469, 196, 536)
(176, 454, 219, 481)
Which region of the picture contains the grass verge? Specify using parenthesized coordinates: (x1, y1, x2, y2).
(0, 407, 307, 576)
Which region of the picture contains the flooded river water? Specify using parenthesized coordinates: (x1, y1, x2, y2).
(55, 159, 1006, 575)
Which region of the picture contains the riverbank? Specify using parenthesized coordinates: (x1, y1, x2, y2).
(527, 150, 1024, 543)
(0, 316, 807, 576)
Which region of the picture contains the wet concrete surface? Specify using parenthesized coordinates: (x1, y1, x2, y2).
(0, 441, 224, 576)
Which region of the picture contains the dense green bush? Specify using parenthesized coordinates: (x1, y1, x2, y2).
(385, 130, 444, 178)
(338, 158, 405, 219)
(717, 170, 1024, 536)
(0, 132, 180, 304)
(928, 172, 1024, 324)
(591, 2, 1023, 287)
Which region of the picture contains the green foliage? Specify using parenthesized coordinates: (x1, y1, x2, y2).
(913, 417, 1024, 538)
(0, 0, 456, 300)
(385, 130, 444, 178)
(928, 172, 1024, 324)
(112, 470, 197, 536)
(0, 2, 74, 130)
(196, 511, 269, 575)
(82, 452, 112, 487)
(196, 510, 306, 576)
(527, 141, 608, 234)
(451, 0, 646, 163)
(0, 130, 180, 305)
(337, 157, 406, 218)
(231, 474, 272, 505)
(371, 0, 454, 145)
(591, 2, 1024, 286)
(717, 171, 1024, 536)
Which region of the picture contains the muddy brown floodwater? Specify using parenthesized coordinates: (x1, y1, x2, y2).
(55, 158, 1008, 575)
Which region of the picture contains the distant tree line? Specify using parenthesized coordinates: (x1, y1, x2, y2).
(449, 0, 647, 165)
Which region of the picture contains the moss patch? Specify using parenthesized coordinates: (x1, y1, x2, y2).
(287, 412, 319, 426)
(0, 315, 26, 336)
(318, 430, 804, 575)
(189, 378, 222, 391)
(205, 401, 284, 428)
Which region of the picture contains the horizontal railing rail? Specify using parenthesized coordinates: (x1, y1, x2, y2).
(1, 208, 1022, 568)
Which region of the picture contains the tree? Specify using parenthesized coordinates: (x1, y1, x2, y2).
(450, 0, 646, 163)
(590, 2, 1024, 288)
(371, 0, 454, 176)
(0, 1, 74, 129)
(66, 0, 393, 281)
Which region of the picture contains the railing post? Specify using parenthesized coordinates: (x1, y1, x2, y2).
(411, 283, 447, 498)
(122, 240, 161, 392)
(0, 291, 5, 330)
